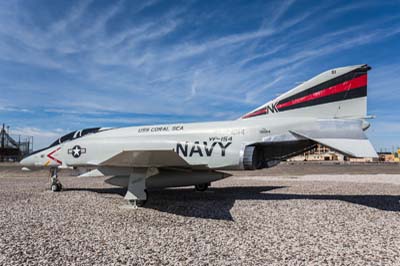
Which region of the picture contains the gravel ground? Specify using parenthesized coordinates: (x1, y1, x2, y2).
(0, 163, 399, 265)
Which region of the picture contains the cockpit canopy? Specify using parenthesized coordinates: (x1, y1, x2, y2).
(25, 127, 112, 157)
(49, 127, 102, 148)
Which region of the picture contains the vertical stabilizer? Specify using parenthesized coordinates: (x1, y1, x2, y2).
(241, 64, 371, 119)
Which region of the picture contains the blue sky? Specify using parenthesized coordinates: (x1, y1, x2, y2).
(0, 0, 399, 150)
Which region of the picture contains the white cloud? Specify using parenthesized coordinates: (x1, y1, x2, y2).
(9, 127, 67, 150)
(50, 0, 93, 34)
(268, 0, 296, 25)
(11, 127, 65, 138)
(0, 106, 31, 113)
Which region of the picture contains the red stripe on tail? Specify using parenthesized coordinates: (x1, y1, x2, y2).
(276, 74, 367, 109)
(242, 107, 267, 119)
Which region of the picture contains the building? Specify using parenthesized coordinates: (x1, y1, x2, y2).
(377, 149, 400, 162)
(288, 144, 379, 162)
(378, 152, 395, 162)
(288, 144, 345, 162)
(395, 149, 400, 162)
(348, 157, 376, 163)
(0, 124, 33, 162)
(289, 143, 400, 163)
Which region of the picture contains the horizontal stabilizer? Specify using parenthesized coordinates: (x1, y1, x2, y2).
(100, 150, 190, 167)
(290, 120, 377, 158)
(304, 137, 376, 158)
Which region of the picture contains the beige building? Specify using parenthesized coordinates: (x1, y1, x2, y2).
(288, 144, 345, 162)
(378, 150, 400, 162)
(288, 144, 381, 162)
(288, 144, 398, 163)
(348, 157, 376, 163)
(378, 152, 395, 162)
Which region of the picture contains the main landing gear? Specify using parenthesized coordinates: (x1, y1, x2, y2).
(128, 190, 148, 207)
(195, 183, 210, 192)
(125, 169, 152, 208)
(50, 167, 62, 192)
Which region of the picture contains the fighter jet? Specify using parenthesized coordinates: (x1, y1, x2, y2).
(21, 64, 377, 206)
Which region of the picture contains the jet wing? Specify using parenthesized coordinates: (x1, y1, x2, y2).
(290, 119, 377, 158)
(99, 150, 191, 168)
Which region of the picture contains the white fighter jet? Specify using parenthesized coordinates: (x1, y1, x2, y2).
(21, 64, 377, 206)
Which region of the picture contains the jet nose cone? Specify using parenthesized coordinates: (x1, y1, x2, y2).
(20, 156, 34, 167)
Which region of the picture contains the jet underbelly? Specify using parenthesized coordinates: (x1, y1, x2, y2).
(105, 169, 230, 188)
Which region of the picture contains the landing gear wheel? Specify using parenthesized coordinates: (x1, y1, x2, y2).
(195, 183, 209, 192)
(136, 199, 147, 207)
(51, 182, 62, 192)
(128, 199, 147, 207)
(128, 190, 148, 207)
(49, 167, 62, 192)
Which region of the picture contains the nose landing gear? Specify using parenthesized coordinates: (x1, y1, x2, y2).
(51, 182, 62, 192)
(50, 167, 63, 192)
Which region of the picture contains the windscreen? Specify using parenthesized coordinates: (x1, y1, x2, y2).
(48, 127, 101, 148)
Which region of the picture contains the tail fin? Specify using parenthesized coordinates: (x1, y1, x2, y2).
(241, 64, 371, 119)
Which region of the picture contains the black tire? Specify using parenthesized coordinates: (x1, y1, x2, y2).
(136, 199, 147, 207)
(195, 183, 209, 192)
(51, 183, 61, 192)
(128, 199, 147, 207)
(138, 189, 148, 207)
(128, 190, 148, 207)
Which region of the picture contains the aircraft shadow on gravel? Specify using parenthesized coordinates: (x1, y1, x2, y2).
(65, 186, 400, 221)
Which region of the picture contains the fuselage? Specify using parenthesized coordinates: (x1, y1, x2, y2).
(20, 117, 315, 170)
